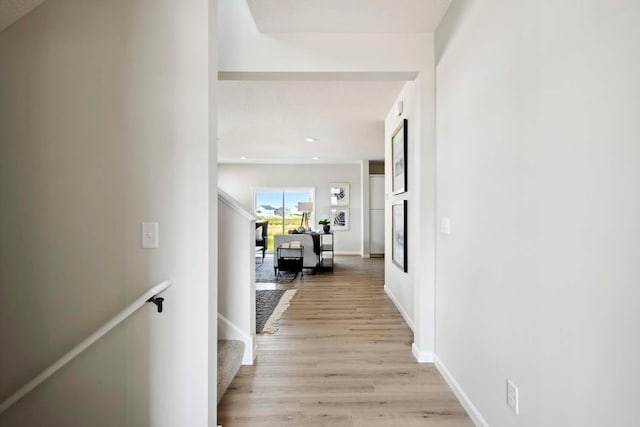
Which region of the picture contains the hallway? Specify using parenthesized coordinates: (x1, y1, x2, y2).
(218, 257, 472, 426)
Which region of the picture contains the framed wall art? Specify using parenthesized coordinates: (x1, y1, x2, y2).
(331, 208, 350, 231)
(392, 119, 408, 194)
(392, 200, 407, 272)
(330, 182, 350, 206)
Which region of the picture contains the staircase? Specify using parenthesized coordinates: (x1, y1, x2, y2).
(217, 189, 257, 365)
(217, 340, 245, 404)
(217, 189, 257, 404)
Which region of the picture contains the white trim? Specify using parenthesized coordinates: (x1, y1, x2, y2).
(361, 254, 371, 259)
(0, 280, 172, 415)
(384, 285, 414, 331)
(334, 251, 361, 256)
(218, 189, 256, 221)
(218, 313, 255, 365)
(434, 354, 490, 427)
(411, 343, 434, 363)
(218, 71, 419, 82)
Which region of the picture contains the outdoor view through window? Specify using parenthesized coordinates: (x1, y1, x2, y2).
(255, 189, 314, 252)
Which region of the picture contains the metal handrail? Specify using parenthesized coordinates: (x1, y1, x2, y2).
(0, 280, 172, 415)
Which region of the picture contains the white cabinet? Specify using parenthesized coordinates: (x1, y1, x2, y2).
(369, 175, 385, 255)
(370, 175, 385, 210)
(370, 210, 385, 254)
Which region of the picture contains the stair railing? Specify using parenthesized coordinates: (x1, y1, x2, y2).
(0, 280, 172, 415)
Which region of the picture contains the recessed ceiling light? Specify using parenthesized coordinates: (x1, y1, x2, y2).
(312, 157, 319, 160)
(305, 137, 317, 143)
(240, 156, 248, 160)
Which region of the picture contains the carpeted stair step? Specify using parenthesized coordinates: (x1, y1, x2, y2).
(217, 339, 245, 404)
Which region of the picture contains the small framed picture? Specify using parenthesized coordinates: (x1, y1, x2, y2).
(330, 182, 350, 206)
(392, 119, 408, 194)
(331, 208, 350, 231)
(392, 200, 407, 272)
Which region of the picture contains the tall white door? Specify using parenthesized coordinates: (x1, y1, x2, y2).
(370, 175, 385, 255)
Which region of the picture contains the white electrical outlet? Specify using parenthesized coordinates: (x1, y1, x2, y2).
(506, 379, 519, 414)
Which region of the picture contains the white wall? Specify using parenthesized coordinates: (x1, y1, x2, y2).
(384, 82, 418, 328)
(435, 0, 640, 426)
(217, 192, 255, 365)
(0, 1, 213, 426)
(218, 164, 362, 254)
(383, 43, 437, 363)
(208, 3, 219, 422)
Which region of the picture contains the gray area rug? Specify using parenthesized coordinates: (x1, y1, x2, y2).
(256, 290, 285, 333)
(256, 254, 298, 282)
(256, 289, 297, 334)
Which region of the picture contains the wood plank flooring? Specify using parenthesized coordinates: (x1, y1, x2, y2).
(218, 256, 472, 427)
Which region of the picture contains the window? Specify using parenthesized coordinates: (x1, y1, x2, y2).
(254, 188, 314, 252)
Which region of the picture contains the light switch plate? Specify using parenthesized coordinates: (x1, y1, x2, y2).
(141, 222, 159, 249)
(440, 217, 451, 235)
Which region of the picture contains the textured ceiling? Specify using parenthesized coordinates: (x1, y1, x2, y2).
(218, 80, 405, 164)
(0, 0, 44, 32)
(247, 0, 452, 33)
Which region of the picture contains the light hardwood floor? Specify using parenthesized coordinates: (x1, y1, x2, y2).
(218, 256, 473, 427)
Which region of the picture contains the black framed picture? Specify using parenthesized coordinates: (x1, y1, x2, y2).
(392, 118, 408, 195)
(392, 200, 407, 272)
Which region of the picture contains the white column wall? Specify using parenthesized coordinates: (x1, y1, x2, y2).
(0, 1, 213, 425)
(435, 0, 640, 425)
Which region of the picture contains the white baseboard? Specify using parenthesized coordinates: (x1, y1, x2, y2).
(434, 354, 490, 427)
(335, 251, 361, 256)
(362, 254, 371, 258)
(411, 343, 434, 363)
(218, 313, 255, 366)
(383, 285, 415, 331)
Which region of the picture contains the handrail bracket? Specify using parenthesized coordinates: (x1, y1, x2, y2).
(0, 280, 172, 415)
(146, 295, 165, 313)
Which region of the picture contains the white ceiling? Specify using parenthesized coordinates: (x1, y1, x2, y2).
(247, 0, 452, 33)
(218, 80, 405, 164)
(0, 0, 44, 32)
